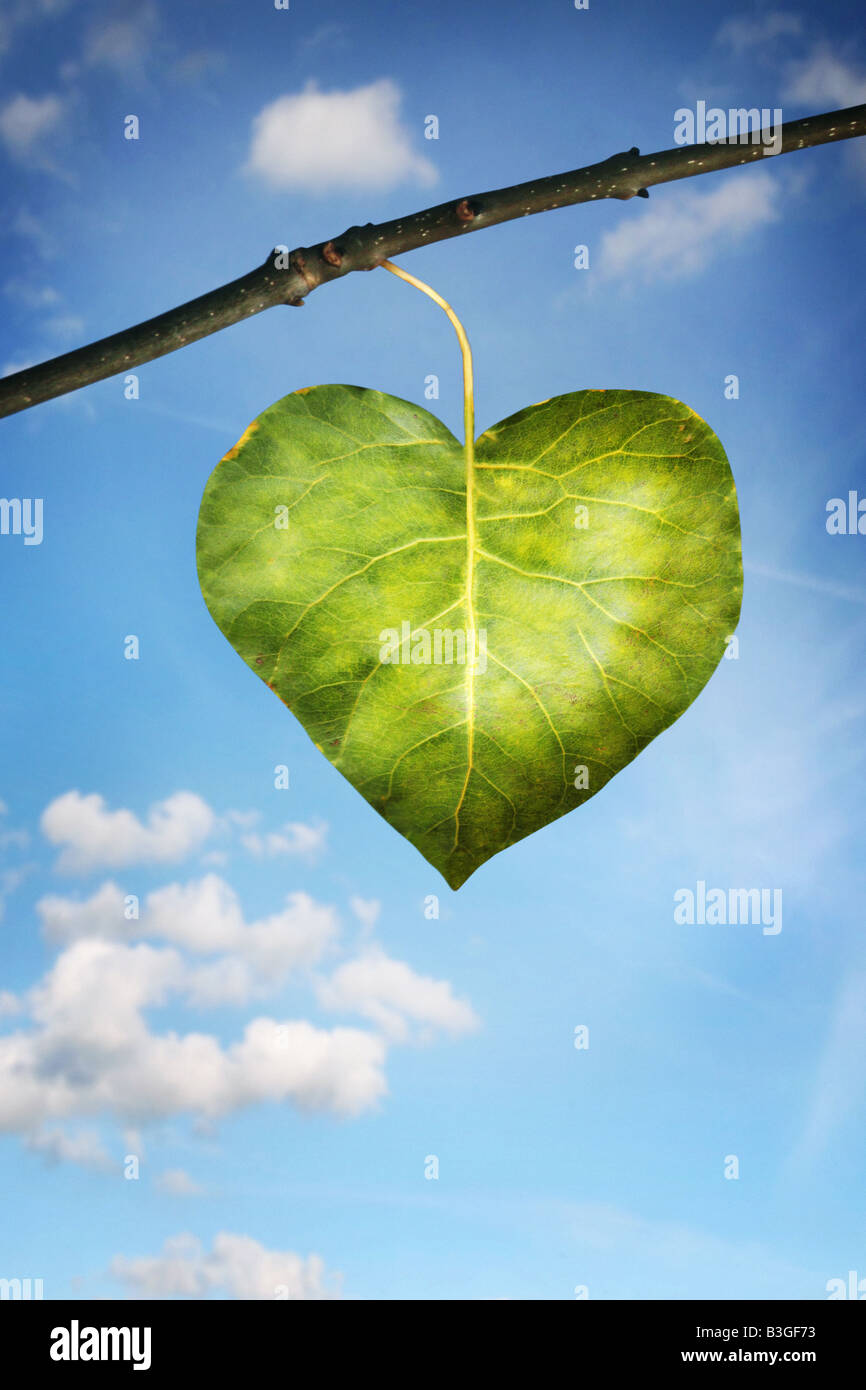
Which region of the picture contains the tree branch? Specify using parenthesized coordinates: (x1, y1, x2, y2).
(2, 103, 864, 420)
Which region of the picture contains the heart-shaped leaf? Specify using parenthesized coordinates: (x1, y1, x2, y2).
(197, 386, 741, 888)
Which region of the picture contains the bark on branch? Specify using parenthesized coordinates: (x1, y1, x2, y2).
(1, 103, 864, 420)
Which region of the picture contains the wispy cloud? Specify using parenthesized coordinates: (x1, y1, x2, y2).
(43, 313, 84, 340)
(170, 49, 226, 85)
(155, 1168, 205, 1197)
(316, 946, 480, 1044)
(81, 2, 159, 79)
(744, 560, 866, 606)
(3, 278, 60, 309)
(0, 0, 77, 60)
(716, 11, 803, 54)
(241, 819, 328, 862)
(617, 603, 865, 892)
(597, 172, 782, 283)
(787, 970, 866, 1174)
(8, 208, 58, 259)
(784, 45, 866, 108)
(25, 1125, 114, 1173)
(552, 1199, 817, 1297)
(349, 896, 381, 936)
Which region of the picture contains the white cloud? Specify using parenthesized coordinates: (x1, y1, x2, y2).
(29, 938, 185, 1051)
(155, 1168, 204, 1196)
(0, 93, 64, 161)
(4, 877, 482, 1144)
(41, 790, 217, 872)
(317, 946, 480, 1043)
(147, 876, 337, 976)
(42, 876, 476, 1041)
(39, 875, 338, 1003)
(0, 934, 388, 1133)
(241, 818, 328, 861)
(598, 171, 781, 283)
(233, 1017, 387, 1114)
(784, 46, 866, 108)
(245, 79, 437, 193)
(112, 1231, 339, 1300)
(143, 874, 272, 952)
(716, 11, 802, 54)
(7, 838, 479, 1167)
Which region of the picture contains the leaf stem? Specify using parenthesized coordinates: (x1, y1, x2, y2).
(379, 260, 478, 835)
(380, 259, 474, 457)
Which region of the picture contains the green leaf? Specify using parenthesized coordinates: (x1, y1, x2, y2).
(196, 386, 742, 889)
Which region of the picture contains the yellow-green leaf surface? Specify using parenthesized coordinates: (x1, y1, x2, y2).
(197, 386, 742, 889)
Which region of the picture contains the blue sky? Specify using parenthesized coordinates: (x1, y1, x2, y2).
(1, 0, 865, 1300)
